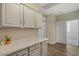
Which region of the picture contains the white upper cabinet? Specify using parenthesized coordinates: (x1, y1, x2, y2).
(2, 3, 23, 27)
(35, 12, 42, 28)
(23, 6, 35, 28)
(1, 3, 43, 28)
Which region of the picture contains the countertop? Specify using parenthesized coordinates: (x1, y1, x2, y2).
(0, 38, 48, 56)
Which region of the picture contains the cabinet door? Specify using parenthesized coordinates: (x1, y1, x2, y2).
(42, 41, 48, 56)
(29, 43, 40, 51)
(23, 6, 35, 28)
(35, 12, 42, 28)
(29, 48, 41, 56)
(42, 44, 47, 56)
(17, 48, 28, 56)
(5, 3, 23, 27)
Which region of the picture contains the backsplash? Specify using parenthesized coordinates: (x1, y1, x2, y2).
(0, 28, 38, 41)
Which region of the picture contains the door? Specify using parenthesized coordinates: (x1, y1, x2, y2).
(56, 21, 66, 44)
(23, 6, 35, 28)
(67, 20, 79, 46)
(5, 4, 22, 27)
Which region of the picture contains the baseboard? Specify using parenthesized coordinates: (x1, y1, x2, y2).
(56, 41, 66, 44)
(48, 41, 56, 44)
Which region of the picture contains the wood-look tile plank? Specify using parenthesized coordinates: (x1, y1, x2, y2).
(48, 43, 79, 56)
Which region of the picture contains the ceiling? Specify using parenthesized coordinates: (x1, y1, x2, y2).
(33, 3, 58, 9)
(23, 3, 58, 10)
(40, 3, 79, 15)
(23, 3, 79, 15)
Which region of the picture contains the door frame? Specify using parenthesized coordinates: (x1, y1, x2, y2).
(56, 21, 67, 44)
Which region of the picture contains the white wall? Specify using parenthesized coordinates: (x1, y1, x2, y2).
(0, 28, 38, 42)
(56, 10, 79, 22)
(38, 17, 46, 38)
(46, 14, 56, 44)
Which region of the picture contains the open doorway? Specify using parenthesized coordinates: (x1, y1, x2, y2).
(52, 20, 79, 56)
(66, 20, 79, 46)
(56, 20, 79, 46)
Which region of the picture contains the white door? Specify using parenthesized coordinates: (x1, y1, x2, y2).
(56, 21, 66, 44)
(23, 6, 35, 28)
(5, 4, 22, 27)
(67, 20, 79, 46)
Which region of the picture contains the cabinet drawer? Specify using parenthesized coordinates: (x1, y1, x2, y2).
(29, 43, 40, 51)
(17, 48, 28, 56)
(29, 48, 41, 56)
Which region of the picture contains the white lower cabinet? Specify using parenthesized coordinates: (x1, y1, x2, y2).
(7, 48, 28, 56)
(42, 41, 48, 56)
(29, 48, 41, 56)
(17, 48, 28, 56)
(29, 43, 41, 56)
(42, 44, 47, 56)
(6, 41, 47, 56)
(29, 43, 40, 51)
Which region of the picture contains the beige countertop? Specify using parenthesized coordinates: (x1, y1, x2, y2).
(0, 38, 48, 56)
